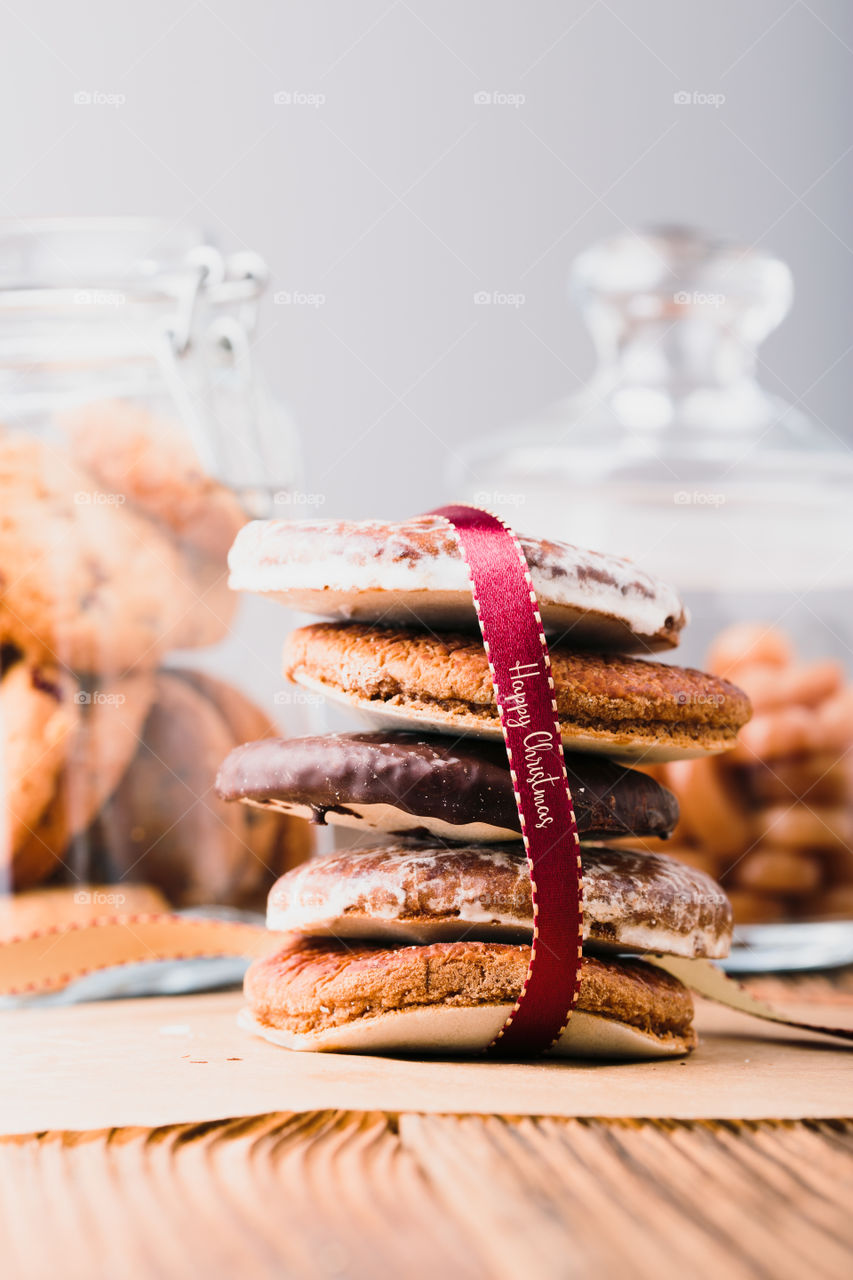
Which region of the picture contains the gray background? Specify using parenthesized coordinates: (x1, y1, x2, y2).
(1, 0, 851, 517)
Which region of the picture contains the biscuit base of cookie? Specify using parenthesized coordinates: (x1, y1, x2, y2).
(293, 673, 723, 763)
(251, 587, 675, 653)
(262, 905, 725, 958)
(252, 796, 518, 843)
(238, 1004, 694, 1059)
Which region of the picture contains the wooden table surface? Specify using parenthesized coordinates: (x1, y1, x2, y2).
(3, 976, 852, 1280)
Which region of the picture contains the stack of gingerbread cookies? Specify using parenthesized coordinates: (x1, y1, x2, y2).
(218, 515, 750, 1058)
(0, 403, 308, 918)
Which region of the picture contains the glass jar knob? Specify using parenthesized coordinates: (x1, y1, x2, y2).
(570, 226, 796, 437)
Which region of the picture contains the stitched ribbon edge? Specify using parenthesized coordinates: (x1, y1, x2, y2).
(430, 503, 584, 1054)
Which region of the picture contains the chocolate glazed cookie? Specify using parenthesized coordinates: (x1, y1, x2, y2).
(217, 731, 680, 843)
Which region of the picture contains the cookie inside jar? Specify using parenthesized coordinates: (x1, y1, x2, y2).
(0, 219, 310, 929)
(613, 623, 853, 929)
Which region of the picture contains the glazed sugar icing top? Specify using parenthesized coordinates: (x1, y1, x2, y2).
(227, 515, 687, 648)
(264, 841, 732, 960)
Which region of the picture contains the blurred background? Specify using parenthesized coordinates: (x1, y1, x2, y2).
(1, 0, 851, 517)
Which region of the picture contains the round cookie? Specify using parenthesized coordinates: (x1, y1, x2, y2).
(751, 803, 852, 853)
(217, 731, 680, 843)
(90, 672, 310, 908)
(242, 939, 696, 1058)
(732, 848, 823, 896)
(60, 672, 155, 829)
(729, 707, 822, 764)
(264, 842, 732, 958)
(725, 660, 843, 713)
(175, 667, 278, 746)
(738, 755, 850, 806)
(662, 757, 752, 858)
(62, 399, 247, 561)
(0, 433, 219, 671)
(14, 670, 155, 885)
(90, 673, 259, 907)
(707, 623, 794, 676)
(816, 687, 853, 753)
(282, 624, 752, 763)
(823, 844, 853, 886)
(1, 659, 78, 887)
(228, 515, 687, 652)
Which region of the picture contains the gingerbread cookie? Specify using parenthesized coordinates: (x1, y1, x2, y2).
(264, 842, 732, 958)
(62, 399, 247, 561)
(1, 657, 78, 887)
(217, 730, 680, 843)
(91, 671, 310, 908)
(281, 623, 751, 762)
(228, 514, 687, 652)
(16, 671, 155, 884)
(0, 434, 218, 671)
(243, 940, 696, 1058)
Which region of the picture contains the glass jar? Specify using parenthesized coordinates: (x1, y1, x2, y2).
(0, 218, 312, 930)
(453, 227, 853, 941)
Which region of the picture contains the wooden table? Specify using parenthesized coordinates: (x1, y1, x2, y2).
(3, 976, 852, 1280)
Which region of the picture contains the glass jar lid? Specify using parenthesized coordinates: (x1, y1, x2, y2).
(0, 218, 268, 362)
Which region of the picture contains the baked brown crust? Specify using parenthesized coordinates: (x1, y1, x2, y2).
(282, 624, 751, 750)
(245, 938, 695, 1043)
(265, 842, 732, 958)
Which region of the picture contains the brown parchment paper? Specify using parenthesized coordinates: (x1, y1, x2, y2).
(1, 990, 851, 1135)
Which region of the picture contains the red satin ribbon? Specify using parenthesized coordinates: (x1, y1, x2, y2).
(430, 504, 583, 1056)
